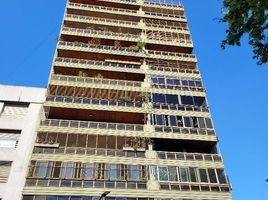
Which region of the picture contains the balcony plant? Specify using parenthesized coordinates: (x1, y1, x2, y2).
(129, 42, 146, 52)
(119, 96, 132, 103)
(95, 73, 104, 79)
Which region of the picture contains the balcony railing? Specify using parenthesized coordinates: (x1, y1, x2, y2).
(152, 102, 209, 113)
(149, 65, 199, 75)
(25, 179, 147, 190)
(144, 11, 186, 21)
(46, 96, 143, 109)
(159, 182, 230, 193)
(152, 83, 205, 92)
(157, 151, 222, 162)
(58, 41, 197, 61)
(62, 27, 140, 41)
(50, 74, 142, 88)
(33, 147, 146, 158)
(144, 0, 183, 8)
(65, 14, 138, 27)
(155, 126, 216, 136)
(40, 119, 144, 132)
(55, 57, 141, 70)
(68, 2, 137, 15)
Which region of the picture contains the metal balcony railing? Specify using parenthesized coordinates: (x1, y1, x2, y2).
(46, 96, 143, 109)
(157, 151, 222, 162)
(62, 27, 140, 41)
(152, 102, 209, 113)
(65, 14, 139, 27)
(50, 74, 142, 88)
(25, 179, 147, 190)
(58, 41, 196, 61)
(40, 119, 144, 132)
(33, 147, 146, 158)
(152, 83, 205, 92)
(149, 65, 199, 75)
(68, 2, 137, 15)
(154, 126, 216, 136)
(55, 57, 141, 70)
(144, 11, 186, 21)
(144, 0, 183, 8)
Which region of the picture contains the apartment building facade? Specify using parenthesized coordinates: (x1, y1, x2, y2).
(22, 0, 233, 199)
(0, 85, 45, 200)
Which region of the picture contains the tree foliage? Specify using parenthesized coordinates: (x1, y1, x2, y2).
(220, 0, 268, 65)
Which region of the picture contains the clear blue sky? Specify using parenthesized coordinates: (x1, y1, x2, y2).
(0, 0, 267, 199)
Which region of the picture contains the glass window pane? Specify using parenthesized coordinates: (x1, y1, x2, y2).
(193, 97, 207, 106)
(158, 78, 165, 84)
(183, 117, 192, 127)
(156, 115, 164, 126)
(180, 167, 189, 182)
(152, 94, 166, 103)
(199, 169, 209, 183)
(208, 169, 218, 183)
(158, 167, 168, 181)
(34, 161, 48, 177)
(168, 166, 178, 181)
(165, 95, 179, 104)
(217, 169, 227, 184)
(198, 118, 206, 128)
(189, 168, 197, 182)
(109, 164, 120, 180)
(166, 79, 174, 85)
(205, 118, 213, 129)
(169, 116, 177, 127)
(128, 165, 140, 180)
(181, 96, 194, 105)
(65, 163, 74, 178)
(82, 164, 94, 179)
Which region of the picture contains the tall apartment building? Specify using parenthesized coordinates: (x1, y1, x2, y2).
(22, 0, 233, 200)
(0, 85, 45, 200)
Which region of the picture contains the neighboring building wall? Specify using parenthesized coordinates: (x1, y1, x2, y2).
(0, 85, 46, 200)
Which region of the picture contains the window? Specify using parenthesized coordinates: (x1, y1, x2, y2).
(168, 166, 178, 181)
(217, 169, 227, 184)
(181, 96, 194, 105)
(128, 165, 140, 180)
(108, 164, 120, 180)
(34, 161, 53, 177)
(152, 94, 165, 103)
(208, 169, 218, 183)
(205, 118, 213, 129)
(180, 167, 189, 182)
(0, 103, 28, 119)
(165, 94, 179, 104)
(189, 168, 197, 182)
(82, 163, 94, 179)
(197, 118, 206, 128)
(199, 169, 209, 183)
(169, 116, 177, 127)
(183, 117, 192, 127)
(193, 97, 207, 107)
(0, 129, 21, 148)
(60, 162, 74, 179)
(0, 161, 12, 183)
(155, 115, 164, 126)
(158, 166, 169, 181)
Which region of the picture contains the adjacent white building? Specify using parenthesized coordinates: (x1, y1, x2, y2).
(0, 85, 46, 200)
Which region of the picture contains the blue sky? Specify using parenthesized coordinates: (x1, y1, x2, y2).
(0, 0, 267, 199)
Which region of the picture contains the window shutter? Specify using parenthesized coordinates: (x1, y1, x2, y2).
(0, 161, 12, 183)
(0, 104, 28, 119)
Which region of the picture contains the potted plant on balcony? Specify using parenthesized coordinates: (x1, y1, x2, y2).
(119, 96, 132, 103)
(129, 42, 146, 52)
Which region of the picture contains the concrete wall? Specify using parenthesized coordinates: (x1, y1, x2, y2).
(0, 85, 46, 200)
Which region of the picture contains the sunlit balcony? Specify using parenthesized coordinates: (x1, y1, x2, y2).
(57, 41, 197, 62)
(49, 74, 143, 92)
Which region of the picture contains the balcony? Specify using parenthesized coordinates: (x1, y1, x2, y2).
(45, 96, 146, 113)
(57, 41, 197, 62)
(157, 151, 222, 162)
(67, 2, 138, 18)
(65, 14, 139, 29)
(50, 74, 143, 91)
(54, 57, 142, 74)
(40, 119, 144, 132)
(61, 27, 140, 43)
(152, 102, 209, 113)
